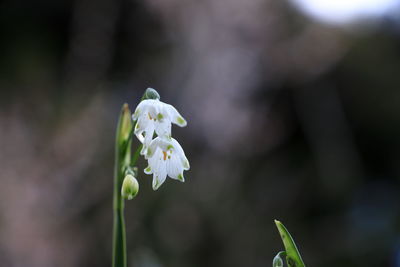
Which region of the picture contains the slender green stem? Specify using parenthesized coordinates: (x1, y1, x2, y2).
(112, 89, 157, 267)
(112, 147, 129, 267)
(112, 104, 132, 267)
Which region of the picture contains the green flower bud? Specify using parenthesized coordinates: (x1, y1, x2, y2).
(144, 88, 160, 100)
(121, 174, 139, 200)
(118, 103, 133, 144)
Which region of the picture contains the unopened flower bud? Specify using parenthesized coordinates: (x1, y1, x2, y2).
(121, 174, 139, 200)
(144, 88, 160, 100)
(120, 103, 132, 142)
(273, 252, 284, 267)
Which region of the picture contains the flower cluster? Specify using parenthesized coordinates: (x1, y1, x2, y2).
(133, 89, 190, 190)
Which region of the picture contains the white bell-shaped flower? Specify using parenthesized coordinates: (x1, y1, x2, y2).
(132, 98, 187, 152)
(143, 137, 190, 190)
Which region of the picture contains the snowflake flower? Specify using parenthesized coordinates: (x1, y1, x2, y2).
(143, 137, 190, 190)
(132, 98, 187, 151)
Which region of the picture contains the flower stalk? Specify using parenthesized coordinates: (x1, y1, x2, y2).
(112, 104, 133, 267)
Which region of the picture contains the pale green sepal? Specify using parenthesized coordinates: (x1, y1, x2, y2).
(144, 88, 160, 100)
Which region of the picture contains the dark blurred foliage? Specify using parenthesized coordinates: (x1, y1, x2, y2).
(0, 0, 400, 266)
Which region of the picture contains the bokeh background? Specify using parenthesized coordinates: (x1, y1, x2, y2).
(1, 0, 400, 266)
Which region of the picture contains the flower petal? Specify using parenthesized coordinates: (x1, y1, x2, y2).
(169, 139, 189, 169)
(150, 148, 167, 190)
(154, 117, 171, 138)
(134, 114, 149, 135)
(146, 137, 162, 158)
(143, 123, 155, 147)
(165, 104, 187, 127)
(166, 153, 183, 180)
(182, 157, 190, 171)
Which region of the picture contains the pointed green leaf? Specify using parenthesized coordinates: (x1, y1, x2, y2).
(274, 220, 306, 267)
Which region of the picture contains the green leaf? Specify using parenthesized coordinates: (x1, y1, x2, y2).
(274, 220, 306, 267)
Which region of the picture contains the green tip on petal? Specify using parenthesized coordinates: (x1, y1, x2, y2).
(177, 116, 186, 126)
(183, 160, 190, 169)
(177, 173, 184, 182)
(153, 178, 160, 190)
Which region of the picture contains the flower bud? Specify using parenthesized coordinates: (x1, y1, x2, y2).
(121, 174, 139, 200)
(144, 88, 160, 100)
(120, 103, 132, 142)
(273, 252, 284, 267)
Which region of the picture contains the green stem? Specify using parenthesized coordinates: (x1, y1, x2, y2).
(112, 89, 156, 267)
(112, 104, 132, 267)
(112, 147, 128, 267)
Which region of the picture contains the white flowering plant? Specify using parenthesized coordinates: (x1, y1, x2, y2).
(111, 88, 305, 267)
(112, 88, 190, 267)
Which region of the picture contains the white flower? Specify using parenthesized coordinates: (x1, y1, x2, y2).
(132, 98, 187, 152)
(143, 137, 190, 190)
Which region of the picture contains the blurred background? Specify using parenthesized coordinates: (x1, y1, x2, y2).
(1, 0, 400, 266)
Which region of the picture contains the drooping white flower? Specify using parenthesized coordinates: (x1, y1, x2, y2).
(132, 98, 187, 152)
(143, 137, 190, 190)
